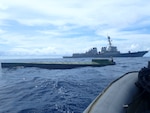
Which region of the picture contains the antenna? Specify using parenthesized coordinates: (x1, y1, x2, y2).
(107, 35, 112, 46)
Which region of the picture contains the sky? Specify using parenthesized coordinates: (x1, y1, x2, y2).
(0, 0, 150, 58)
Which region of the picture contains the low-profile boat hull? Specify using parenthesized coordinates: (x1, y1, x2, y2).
(1, 59, 115, 69)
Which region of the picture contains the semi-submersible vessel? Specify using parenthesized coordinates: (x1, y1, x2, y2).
(63, 36, 148, 58)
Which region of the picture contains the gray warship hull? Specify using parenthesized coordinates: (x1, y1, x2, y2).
(63, 36, 148, 58)
(63, 51, 148, 58)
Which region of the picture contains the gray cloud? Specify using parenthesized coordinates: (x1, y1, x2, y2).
(0, 0, 150, 57)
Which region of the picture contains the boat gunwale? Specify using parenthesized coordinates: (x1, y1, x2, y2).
(84, 71, 139, 113)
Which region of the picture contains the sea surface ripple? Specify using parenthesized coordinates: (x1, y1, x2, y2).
(0, 57, 149, 113)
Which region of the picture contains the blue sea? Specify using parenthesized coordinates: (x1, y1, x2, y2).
(0, 57, 150, 113)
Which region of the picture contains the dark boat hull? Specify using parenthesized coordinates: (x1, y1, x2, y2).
(1, 60, 115, 69)
(63, 51, 148, 58)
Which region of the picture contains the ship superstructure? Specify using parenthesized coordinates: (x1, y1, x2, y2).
(63, 36, 148, 58)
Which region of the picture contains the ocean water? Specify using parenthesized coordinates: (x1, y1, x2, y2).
(0, 57, 150, 113)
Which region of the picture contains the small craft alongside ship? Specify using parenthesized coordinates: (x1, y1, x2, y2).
(1, 59, 115, 69)
(63, 36, 148, 58)
(83, 61, 150, 113)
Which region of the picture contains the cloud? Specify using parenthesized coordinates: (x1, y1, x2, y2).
(0, 29, 6, 34)
(0, 0, 150, 57)
(1, 0, 150, 29)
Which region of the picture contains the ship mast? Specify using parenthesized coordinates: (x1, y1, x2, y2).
(107, 36, 112, 46)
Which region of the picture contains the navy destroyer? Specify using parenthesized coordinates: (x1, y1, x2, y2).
(63, 36, 148, 58)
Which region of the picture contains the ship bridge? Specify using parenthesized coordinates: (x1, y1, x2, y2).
(108, 46, 118, 52)
(101, 36, 120, 53)
(86, 47, 98, 54)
